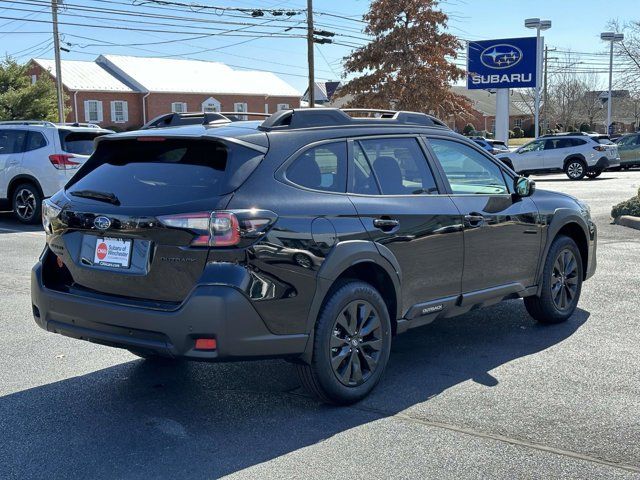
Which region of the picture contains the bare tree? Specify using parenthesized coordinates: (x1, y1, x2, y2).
(576, 70, 605, 130)
(608, 19, 640, 96)
(548, 52, 584, 130)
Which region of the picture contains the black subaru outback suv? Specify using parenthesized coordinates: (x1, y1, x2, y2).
(32, 109, 596, 404)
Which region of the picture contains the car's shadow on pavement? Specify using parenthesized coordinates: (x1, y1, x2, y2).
(532, 177, 616, 183)
(0, 301, 589, 479)
(0, 211, 43, 234)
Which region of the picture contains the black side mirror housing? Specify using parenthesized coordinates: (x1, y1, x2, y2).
(514, 176, 535, 197)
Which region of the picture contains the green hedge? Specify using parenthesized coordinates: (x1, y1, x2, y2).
(611, 187, 640, 218)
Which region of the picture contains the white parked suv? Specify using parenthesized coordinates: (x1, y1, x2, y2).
(496, 133, 620, 180)
(0, 121, 113, 223)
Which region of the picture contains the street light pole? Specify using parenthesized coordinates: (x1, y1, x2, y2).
(525, 18, 551, 138)
(601, 32, 624, 135)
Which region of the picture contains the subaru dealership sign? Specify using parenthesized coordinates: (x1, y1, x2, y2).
(467, 37, 538, 90)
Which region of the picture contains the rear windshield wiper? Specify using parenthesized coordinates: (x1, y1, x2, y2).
(70, 189, 120, 206)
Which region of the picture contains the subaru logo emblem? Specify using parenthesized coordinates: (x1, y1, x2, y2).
(93, 216, 111, 230)
(480, 43, 523, 70)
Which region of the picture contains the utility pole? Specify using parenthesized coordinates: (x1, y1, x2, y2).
(542, 45, 549, 134)
(51, 0, 65, 123)
(306, 0, 315, 108)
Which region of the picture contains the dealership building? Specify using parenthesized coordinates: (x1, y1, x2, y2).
(27, 55, 302, 129)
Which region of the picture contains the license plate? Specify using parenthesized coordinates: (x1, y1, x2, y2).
(93, 237, 132, 269)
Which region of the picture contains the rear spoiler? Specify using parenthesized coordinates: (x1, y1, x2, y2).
(141, 111, 271, 130)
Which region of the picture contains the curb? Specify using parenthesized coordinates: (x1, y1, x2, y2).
(614, 215, 640, 230)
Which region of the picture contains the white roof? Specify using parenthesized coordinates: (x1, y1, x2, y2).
(97, 55, 301, 97)
(32, 58, 134, 92)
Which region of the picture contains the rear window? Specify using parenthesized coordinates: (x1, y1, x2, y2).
(67, 138, 263, 206)
(596, 137, 613, 145)
(59, 130, 108, 155)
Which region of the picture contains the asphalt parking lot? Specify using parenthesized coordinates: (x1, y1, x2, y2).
(0, 171, 639, 480)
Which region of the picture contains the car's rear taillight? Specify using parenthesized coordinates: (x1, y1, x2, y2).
(158, 211, 241, 247)
(49, 154, 80, 170)
(593, 145, 607, 152)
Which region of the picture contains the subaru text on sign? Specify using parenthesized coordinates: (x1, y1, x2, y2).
(467, 37, 538, 90)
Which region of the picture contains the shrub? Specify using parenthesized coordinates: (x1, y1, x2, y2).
(462, 123, 475, 136)
(579, 122, 591, 132)
(566, 125, 577, 132)
(513, 127, 523, 138)
(611, 187, 640, 219)
(508, 129, 515, 139)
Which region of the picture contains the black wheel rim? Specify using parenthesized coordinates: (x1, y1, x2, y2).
(551, 249, 579, 311)
(15, 188, 36, 220)
(567, 162, 583, 178)
(330, 300, 383, 387)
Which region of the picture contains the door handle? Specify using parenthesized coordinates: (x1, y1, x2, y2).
(373, 218, 399, 231)
(464, 213, 485, 228)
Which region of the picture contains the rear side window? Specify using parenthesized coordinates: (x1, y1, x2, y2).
(0, 129, 27, 154)
(571, 139, 587, 146)
(355, 137, 438, 195)
(25, 131, 47, 151)
(286, 142, 347, 192)
(59, 130, 108, 155)
(67, 138, 263, 206)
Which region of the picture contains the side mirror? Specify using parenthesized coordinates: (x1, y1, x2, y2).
(514, 176, 535, 197)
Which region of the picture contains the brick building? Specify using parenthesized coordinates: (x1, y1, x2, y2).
(27, 55, 301, 129)
(447, 86, 533, 135)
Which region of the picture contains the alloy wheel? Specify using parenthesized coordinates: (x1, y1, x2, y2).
(567, 162, 584, 179)
(15, 188, 36, 221)
(330, 300, 383, 387)
(551, 249, 579, 311)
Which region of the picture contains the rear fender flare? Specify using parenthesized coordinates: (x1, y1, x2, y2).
(299, 240, 402, 363)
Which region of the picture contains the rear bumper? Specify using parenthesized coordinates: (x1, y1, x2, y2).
(31, 261, 308, 360)
(585, 221, 597, 281)
(593, 156, 620, 171)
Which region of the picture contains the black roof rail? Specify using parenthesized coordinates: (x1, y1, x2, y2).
(258, 108, 449, 131)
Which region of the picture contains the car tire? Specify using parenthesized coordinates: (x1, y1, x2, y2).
(295, 280, 392, 405)
(12, 183, 42, 224)
(586, 169, 602, 179)
(524, 235, 583, 324)
(564, 159, 587, 180)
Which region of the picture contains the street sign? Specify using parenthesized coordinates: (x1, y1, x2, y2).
(467, 37, 538, 90)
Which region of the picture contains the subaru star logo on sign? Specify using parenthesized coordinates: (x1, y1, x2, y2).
(93, 216, 111, 230)
(467, 37, 538, 90)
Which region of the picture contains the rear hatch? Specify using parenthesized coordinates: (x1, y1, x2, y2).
(592, 135, 619, 160)
(44, 135, 265, 305)
(54, 128, 112, 175)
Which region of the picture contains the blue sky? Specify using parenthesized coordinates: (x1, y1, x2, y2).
(0, 0, 636, 93)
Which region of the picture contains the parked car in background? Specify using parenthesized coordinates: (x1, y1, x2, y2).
(615, 133, 640, 169)
(471, 137, 510, 155)
(0, 121, 113, 223)
(496, 132, 620, 180)
(33, 108, 596, 405)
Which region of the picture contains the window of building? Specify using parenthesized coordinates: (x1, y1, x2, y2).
(234, 102, 248, 120)
(84, 100, 103, 123)
(428, 138, 508, 195)
(354, 138, 438, 195)
(171, 102, 187, 113)
(514, 118, 522, 128)
(201, 97, 221, 113)
(286, 142, 347, 193)
(277, 103, 290, 111)
(31, 75, 37, 85)
(110, 100, 128, 123)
